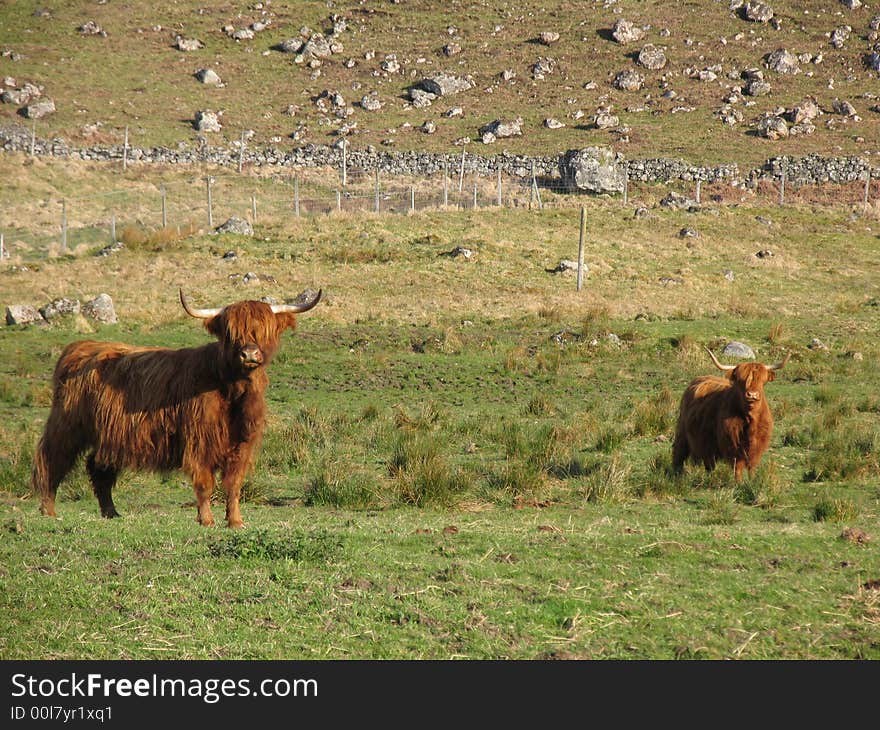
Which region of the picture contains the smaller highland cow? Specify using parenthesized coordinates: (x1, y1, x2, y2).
(672, 347, 790, 480)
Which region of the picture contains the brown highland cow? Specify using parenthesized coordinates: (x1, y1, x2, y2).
(672, 347, 790, 481)
(31, 289, 321, 527)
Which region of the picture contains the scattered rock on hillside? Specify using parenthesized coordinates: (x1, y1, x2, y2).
(478, 118, 522, 138)
(409, 88, 436, 108)
(443, 42, 461, 56)
(868, 51, 880, 73)
(757, 114, 788, 139)
(722, 341, 755, 358)
(787, 97, 820, 124)
(808, 337, 829, 351)
(290, 288, 321, 307)
(538, 31, 560, 46)
(216, 216, 253, 236)
(441, 246, 473, 260)
(830, 26, 851, 50)
(766, 48, 800, 75)
(745, 78, 771, 96)
(833, 98, 858, 118)
(195, 68, 222, 87)
(755, 248, 773, 258)
(637, 44, 667, 70)
(549, 260, 579, 274)
(531, 57, 556, 79)
(419, 73, 473, 96)
(679, 227, 699, 238)
(175, 36, 203, 51)
(611, 19, 645, 45)
(39, 298, 80, 321)
(21, 97, 55, 119)
(421, 120, 436, 134)
(560, 147, 626, 193)
(594, 108, 619, 129)
(612, 69, 644, 91)
(78, 21, 106, 37)
(277, 38, 303, 54)
(360, 94, 382, 111)
(660, 191, 699, 210)
(194, 110, 222, 132)
(5, 304, 42, 326)
(743, 2, 774, 23)
(544, 118, 565, 129)
(82, 294, 117, 324)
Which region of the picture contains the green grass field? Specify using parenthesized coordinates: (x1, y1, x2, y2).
(1, 154, 878, 659)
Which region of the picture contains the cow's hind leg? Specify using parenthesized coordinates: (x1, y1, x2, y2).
(671, 434, 689, 474)
(86, 454, 120, 518)
(32, 434, 80, 518)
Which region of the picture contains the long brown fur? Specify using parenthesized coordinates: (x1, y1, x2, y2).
(32, 300, 301, 527)
(672, 362, 779, 481)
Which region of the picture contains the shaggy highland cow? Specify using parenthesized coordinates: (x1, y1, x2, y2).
(32, 289, 321, 527)
(672, 347, 790, 481)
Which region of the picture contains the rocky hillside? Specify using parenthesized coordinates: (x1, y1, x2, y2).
(0, 0, 878, 166)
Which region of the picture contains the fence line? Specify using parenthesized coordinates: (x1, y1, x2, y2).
(0, 161, 876, 261)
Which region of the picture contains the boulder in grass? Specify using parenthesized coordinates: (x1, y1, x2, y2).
(5, 304, 42, 325)
(559, 147, 626, 194)
(39, 298, 81, 321)
(216, 216, 253, 236)
(82, 294, 117, 324)
(722, 341, 755, 359)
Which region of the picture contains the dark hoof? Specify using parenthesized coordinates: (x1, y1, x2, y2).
(102, 509, 121, 519)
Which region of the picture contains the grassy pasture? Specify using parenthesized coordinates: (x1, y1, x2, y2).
(1, 156, 879, 659)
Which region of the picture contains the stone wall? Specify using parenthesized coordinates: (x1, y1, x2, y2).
(0, 123, 874, 186)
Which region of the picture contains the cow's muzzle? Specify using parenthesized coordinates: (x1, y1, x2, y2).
(240, 346, 264, 368)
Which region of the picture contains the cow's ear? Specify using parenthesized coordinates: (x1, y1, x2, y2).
(275, 312, 298, 333)
(205, 313, 224, 338)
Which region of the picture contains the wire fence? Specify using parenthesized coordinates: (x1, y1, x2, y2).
(0, 151, 877, 263)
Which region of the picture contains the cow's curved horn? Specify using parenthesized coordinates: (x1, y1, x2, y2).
(768, 352, 791, 371)
(270, 289, 322, 314)
(705, 347, 735, 372)
(179, 290, 222, 319)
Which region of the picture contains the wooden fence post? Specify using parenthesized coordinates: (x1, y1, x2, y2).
(779, 166, 786, 206)
(251, 194, 257, 223)
(341, 142, 347, 187)
(695, 179, 701, 205)
(410, 186, 415, 213)
(531, 162, 543, 210)
(864, 169, 871, 214)
(577, 206, 586, 292)
(623, 169, 629, 206)
(374, 166, 380, 213)
(206, 177, 213, 228)
(0, 232, 4, 260)
(443, 161, 449, 207)
(238, 130, 245, 174)
(161, 184, 167, 228)
(473, 183, 478, 209)
(61, 200, 67, 252)
(123, 126, 129, 171)
(294, 177, 300, 217)
(30, 120, 36, 157)
(458, 148, 466, 193)
(110, 214, 116, 244)
(497, 165, 502, 206)
(335, 189, 341, 213)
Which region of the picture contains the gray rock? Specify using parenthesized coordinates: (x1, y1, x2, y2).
(290, 288, 321, 306)
(82, 294, 117, 324)
(757, 114, 788, 139)
(421, 120, 436, 134)
(22, 97, 55, 119)
(278, 38, 303, 54)
(480, 131, 496, 144)
(550, 260, 580, 273)
(531, 57, 556, 79)
(544, 118, 565, 129)
(745, 79, 771, 96)
(5, 304, 42, 325)
(559, 147, 626, 194)
(787, 97, 820, 124)
(679, 227, 700, 238)
(612, 69, 644, 91)
(869, 52, 880, 73)
(611, 19, 645, 44)
(195, 68, 222, 86)
(637, 44, 667, 71)
(39, 298, 80, 320)
(833, 99, 857, 117)
(216, 216, 253, 236)
(840, 0, 861, 9)
(78, 21, 106, 37)
(723, 341, 755, 358)
(766, 48, 800, 75)
(380, 55, 400, 73)
(723, 269, 735, 281)
(808, 337, 829, 351)
(231, 28, 255, 41)
(660, 191, 699, 209)
(194, 110, 222, 132)
(443, 42, 461, 56)
(744, 2, 774, 23)
(409, 88, 436, 108)
(538, 31, 560, 45)
(478, 118, 522, 138)
(175, 36, 203, 51)
(360, 94, 382, 111)
(594, 110, 619, 129)
(419, 73, 473, 96)
(830, 26, 851, 50)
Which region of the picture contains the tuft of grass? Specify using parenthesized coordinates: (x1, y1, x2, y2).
(394, 401, 444, 431)
(803, 425, 879, 482)
(732, 461, 782, 508)
(579, 454, 630, 504)
(209, 527, 343, 561)
(389, 434, 470, 507)
(811, 498, 859, 524)
(702, 489, 738, 525)
(768, 322, 786, 344)
(485, 459, 547, 503)
(632, 386, 677, 437)
(304, 460, 382, 509)
(524, 392, 555, 417)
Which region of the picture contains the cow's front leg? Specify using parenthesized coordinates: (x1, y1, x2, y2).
(190, 467, 216, 526)
(221, 456, 251, 529)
